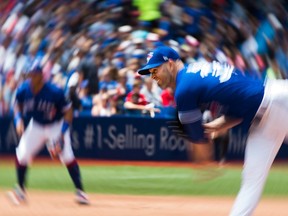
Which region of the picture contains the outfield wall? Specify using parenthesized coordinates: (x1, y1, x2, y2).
(1, 116, 288, 161)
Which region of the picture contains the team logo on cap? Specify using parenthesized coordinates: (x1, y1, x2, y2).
(163, 56, 168, 61)
(146, 52, 153, 63)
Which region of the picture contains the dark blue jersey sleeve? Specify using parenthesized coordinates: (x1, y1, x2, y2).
(178, 109, 207, 143)
(15, 82, 28, 104)
(175, 71, 208, 143)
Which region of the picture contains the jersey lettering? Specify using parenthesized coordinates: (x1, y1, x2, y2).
(37, 100, 57, 120)
(16, 82, 66, 124)
(187, 61, 234, 83)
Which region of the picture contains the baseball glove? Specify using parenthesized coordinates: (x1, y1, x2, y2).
(166, 110, 215, 164)
(166, 112, 190, 140)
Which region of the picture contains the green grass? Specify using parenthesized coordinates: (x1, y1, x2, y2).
(1, 162, 288, 197)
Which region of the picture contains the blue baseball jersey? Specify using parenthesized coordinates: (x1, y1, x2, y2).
(15, 80, 71, 125)
(175, 61, 265, 142)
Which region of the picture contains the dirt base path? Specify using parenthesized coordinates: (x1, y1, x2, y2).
(1, 190, 287, 216)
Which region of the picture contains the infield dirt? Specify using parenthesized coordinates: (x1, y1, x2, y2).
(1, 190, 287, 216)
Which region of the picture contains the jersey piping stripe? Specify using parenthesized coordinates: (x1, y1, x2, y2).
(178, 109, 202, 124)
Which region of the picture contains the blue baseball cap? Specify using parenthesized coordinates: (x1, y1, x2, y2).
(137, 46, 180, 75)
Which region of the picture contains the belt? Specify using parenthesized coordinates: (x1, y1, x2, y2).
(251, 89, 270, 128)
(252, 108, 266, 127)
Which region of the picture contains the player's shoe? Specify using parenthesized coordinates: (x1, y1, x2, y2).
(7, 185, 27, 205)
(75, 189, 90, 205)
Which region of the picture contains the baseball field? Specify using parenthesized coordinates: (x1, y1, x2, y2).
(1, 157, 288, 216)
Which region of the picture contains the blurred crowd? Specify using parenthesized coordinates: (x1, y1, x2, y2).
(0, 0, 287, 118)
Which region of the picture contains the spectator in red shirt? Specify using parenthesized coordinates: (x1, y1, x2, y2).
(161, 87, 175, 107)
(124, 80, 160, 117)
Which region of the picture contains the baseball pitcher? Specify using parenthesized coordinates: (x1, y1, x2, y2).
(138, 46, 288, 216)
